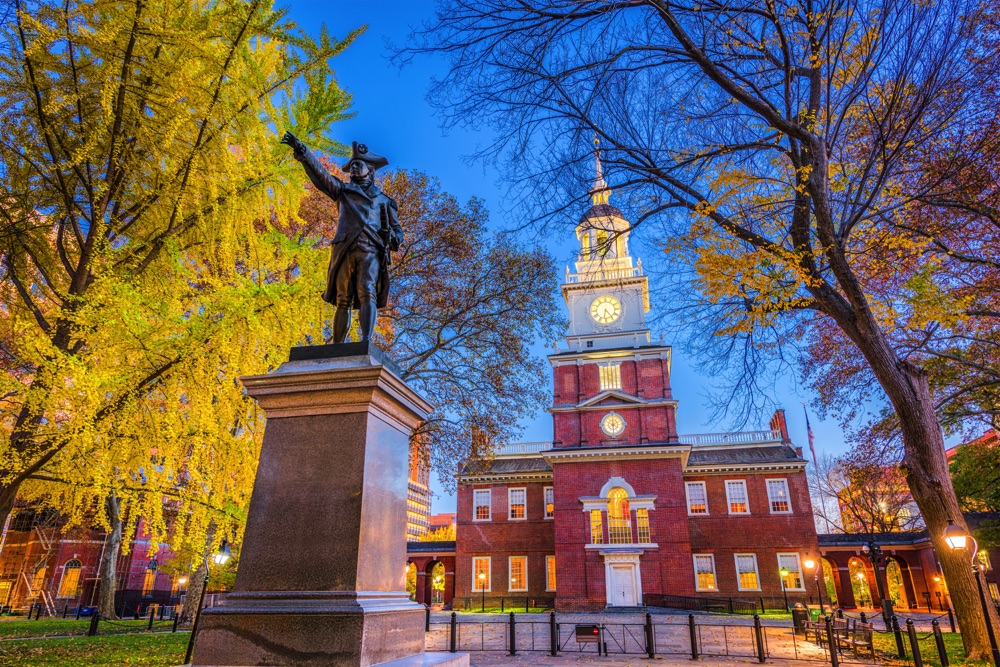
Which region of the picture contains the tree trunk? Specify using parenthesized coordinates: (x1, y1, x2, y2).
(855, 335, 1000, 658)
(97, 493, 122, 619)
(0, 485, 18, 533)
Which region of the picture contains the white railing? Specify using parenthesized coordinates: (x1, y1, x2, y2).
(678, 429, 783, 446)
(493, 441, 552, 456)
(565, 266, 643, 284)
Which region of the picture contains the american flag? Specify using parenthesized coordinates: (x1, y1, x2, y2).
(803, 404, 818, 468)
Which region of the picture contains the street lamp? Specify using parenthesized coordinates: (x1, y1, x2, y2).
(862, 541, 893, 628)
(185, 539, 234, 665)
(478, 572, 487, 613)
(804, 559, 824, 612)
(855, 572, 868, 607)
(779, 567, 790, 611)
(943, 519, 1000, 665)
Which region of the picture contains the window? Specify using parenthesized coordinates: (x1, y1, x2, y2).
(590, 509, 604, 544)
(30, 566, 46, 594)
(778, 553, 804, 590)
(726, 480, 750, 514)
(989, 582, 999, 603)
(766, 479, 792, 513)
(142, 568, 156, 595)
(509, 556, 528, 592)
(636, 508, 651, 544)
(0, 581, 11, 607)
(599, 363, 622, 391)
(472, 557, 491, 592)
(57, 560, 82, 598)
(685, 482, 708, 515)
(508, 487, 526, 520)
(544, 487, 554, 519)
(607, 487, 632, 544)
(693, 555, 717, 591)
(735, 554, 761, 591)
(546, 556, 557, 591)
(473, 489, 491, 521)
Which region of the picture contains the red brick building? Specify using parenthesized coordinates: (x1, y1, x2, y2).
(455, 154, 821, 612)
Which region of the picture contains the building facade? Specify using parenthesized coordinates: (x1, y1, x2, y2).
(454, 154, 821, 612)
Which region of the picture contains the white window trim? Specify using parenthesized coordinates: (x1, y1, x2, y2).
(777, 552, 806, 591)
(685, 481, 709, 516)
(472, 557, 492, 593)
(546, 555, 557, 592)
(544, 486, 554, 520)
(734, 553, 762, 592)
(473, 488, 492, 522)
(508, 487, 527, 521)
(693, 554, 718, 592)
(508, 556, 528, 592)
(766, 478, 793, 514)
(725, 479, 750, 515)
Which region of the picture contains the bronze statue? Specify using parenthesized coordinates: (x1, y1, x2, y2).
(281, 132, 403, 344)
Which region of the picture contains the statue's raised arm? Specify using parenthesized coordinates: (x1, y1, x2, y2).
(283, 134, 400, 345)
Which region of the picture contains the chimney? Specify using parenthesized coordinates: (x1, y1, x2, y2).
(770, 409, 792, 444)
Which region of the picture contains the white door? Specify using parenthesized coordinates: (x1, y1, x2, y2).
(610, 565, 636, 606)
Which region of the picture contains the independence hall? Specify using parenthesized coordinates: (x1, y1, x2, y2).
(451, 155, 821, 612)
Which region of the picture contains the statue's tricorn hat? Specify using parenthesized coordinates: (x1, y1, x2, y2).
(343, 141, 388, 171)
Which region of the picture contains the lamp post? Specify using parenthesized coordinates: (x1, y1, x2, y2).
(804, 559, 823, 612)
(478, 571, 486, 613)
(779, 567, 790, 611)
(943, 519, 1000, 665)
(185, 539, 232, 665)
(862, 541, 893, 628)
(856, 572, 869, 608)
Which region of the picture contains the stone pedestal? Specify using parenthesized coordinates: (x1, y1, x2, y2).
(190, 344, 459, 666)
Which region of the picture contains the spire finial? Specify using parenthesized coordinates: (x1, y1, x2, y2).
(590, 135, 609, 204)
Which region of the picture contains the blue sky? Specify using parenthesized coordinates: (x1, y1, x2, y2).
(285, 1, 858, 512)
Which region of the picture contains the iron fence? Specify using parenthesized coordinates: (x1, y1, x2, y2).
(645, 592, 759, 615)
(453, 595, 555, 613)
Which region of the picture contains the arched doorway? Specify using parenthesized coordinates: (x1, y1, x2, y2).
(885, 558, 913, 609)
(429, 562, 445, 605)
(821, 558, 839, 605)
(849, 558, 872, 608)
(406, 562, 417, 601)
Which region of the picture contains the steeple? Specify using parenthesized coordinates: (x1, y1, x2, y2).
(590, 137, 610, 206)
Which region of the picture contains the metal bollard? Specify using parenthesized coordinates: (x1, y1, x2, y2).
(449, 612, 457, 653)
(425, 605, 431, 632)
(932, 620, 949, 667)
(859, 612, 867, 624)
(172, 612, 180, 633)
(75, 605, 82, 620)
(906, 619, 923, 667)
(550, 611, 558, 656)
(892, 615, 906, 659)
(159, 604, 165, 620)
(509, 611, 516, 655)
(689, 613, 699, 660)
(148, 606, 155, 631)
(88, 611, 100, 636)
(645, 612, 655, 659)
(63, 605, 68, 619)
(947, 608, 956, 633)
(825, 616, 839, 667)
(753, 614, 766, 663)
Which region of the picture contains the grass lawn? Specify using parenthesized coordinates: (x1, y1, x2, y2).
(872, 629, 992, 667)
(0, 617, 162, 639)
(0, 632, 188, 666)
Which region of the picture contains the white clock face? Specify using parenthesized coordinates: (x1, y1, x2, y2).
(600, 412, 626, 438)
(590, 295, 621, 324)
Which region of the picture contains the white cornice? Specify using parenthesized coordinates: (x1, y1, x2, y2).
(542, 445, 689, 466)
(683, 462, 807, 475)
(549, 346, 671, 366)
(457, 471, 553, 485)
(549, 399, 678, 413)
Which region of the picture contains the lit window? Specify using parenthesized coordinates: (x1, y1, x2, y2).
(989, 582, 999, 602)
(778, 553, 804, 590)
(685, 482, 708, 515)
(508, 488, 526, 520)
(597, 230, 609, 255)
(735, 554, 760, 591)
(142, 568, 156, 595)
(473, 489, 491, 521)
(599, 364, 622, 391)
(544, 487, 554, 519)
(57, 560, 82, 598)
(607, 487, 632, 544)
(978, 550, 992, 571)
(509, 556, 527, 592)
(726, 480, 750, 514)
(590, 509, 604, 544)
(546, 556, 557, 591)
(581, 232, 591, 258)
(766, 479, 792, 513)
(694, 555, 717, 591)
(0, 582, 11, 607)
(636, 508, 651, 544)
(31, 566, 47, 594)
(473, 557, 491, 592)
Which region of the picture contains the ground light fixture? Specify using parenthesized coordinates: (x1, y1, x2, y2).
(478, 571, 487, 612)
(779, 567, 790, 611)
(943, 519, 1000, 665)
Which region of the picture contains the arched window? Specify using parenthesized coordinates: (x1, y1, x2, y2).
(580, 232, 591, 258)
(607, 487, 632, 544)
(57, 560, 81, 598)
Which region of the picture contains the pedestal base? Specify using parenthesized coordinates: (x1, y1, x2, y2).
(191, 593, 425, 666)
